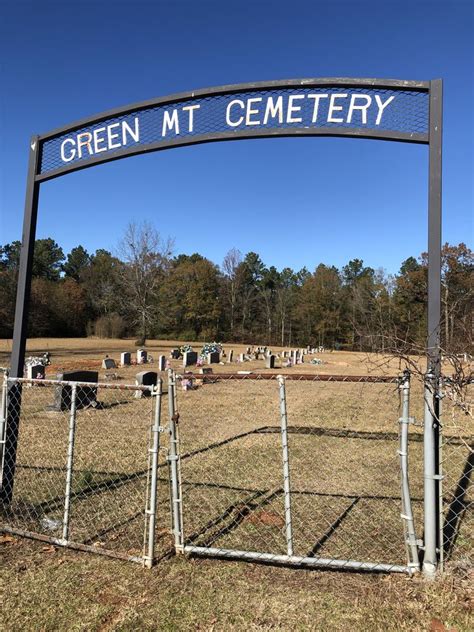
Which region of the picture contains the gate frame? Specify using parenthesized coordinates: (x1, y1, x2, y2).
(2, 78, 443, 577)
(1, 375, 161, 566)
(174, 371, 417, 574)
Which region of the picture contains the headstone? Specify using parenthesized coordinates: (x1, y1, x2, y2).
(183, 351, 198, 367)
(26, 364, 45, 380)
(227, 350, 234, 363)
(137, 349, 148, 364)
(49, 370, 99, 411)
(102, 357, 117, 369)
(121, 352, 131, 366)
(207, 351, 220, 364)
(135, 371, 157, 397)
(265, 355, 276, 369)
(181, 377, 194, 391)
(158, 355, 166, 371)
(199, 367, 213, 383)
(171, 348, 181, 360)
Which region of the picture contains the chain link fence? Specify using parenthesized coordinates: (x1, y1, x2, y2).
(440, 376, 473, 578)
(1, 369, 472, 577)
(0, 376, 173, 566)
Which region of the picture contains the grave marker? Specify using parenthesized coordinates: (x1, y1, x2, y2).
(137, 349, 148, 364)
(26, 364, 44, 380)
(120, 352, 131, 366)
(49, 370, 98, 411)
(207, 351, 220, 364)
(135, 371, 157, 397)
(183, 351, 198, 367)
(265, 355, 276, 369)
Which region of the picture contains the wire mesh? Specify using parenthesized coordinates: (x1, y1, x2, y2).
(3, 369, 470, 576)
(172, 371, 417, 572)
(0, 377, 172, 565)
(39, 86, 429, 176)
(440, 378, 473, 578)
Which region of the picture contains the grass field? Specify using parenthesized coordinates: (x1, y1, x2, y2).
(0, 338, 472, 631)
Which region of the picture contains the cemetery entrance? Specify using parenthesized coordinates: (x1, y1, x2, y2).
(2, 78, 447, 577)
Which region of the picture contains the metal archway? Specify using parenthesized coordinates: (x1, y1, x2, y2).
(2, 77, 443, 575)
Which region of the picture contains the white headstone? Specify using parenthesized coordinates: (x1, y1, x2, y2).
(137, 349, 147, 364)
(207, 351, 220, 364)
(27, 364, 44, 380)
(102, 358, 117, 369)
(183, 351, 198, 367)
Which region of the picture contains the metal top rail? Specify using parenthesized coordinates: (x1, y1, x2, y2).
(6, 377, 156, 392)
(177, 372, 400, 383)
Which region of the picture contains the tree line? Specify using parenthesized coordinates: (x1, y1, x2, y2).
(0, 222, 472, 353)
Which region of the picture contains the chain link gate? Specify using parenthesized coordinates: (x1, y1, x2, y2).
(2, 369, 470, 575)
(0, 375, 172, 567)
(169, 371, 421, 574)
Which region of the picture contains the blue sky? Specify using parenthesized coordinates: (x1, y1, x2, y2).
(1, 0, 472, 275)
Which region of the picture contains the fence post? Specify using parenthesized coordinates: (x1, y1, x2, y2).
(168, 370, 184, 552)
(278, 375, 294, 557)
(144, 379, 163, 568)
(398, 371, 420, 571)
(423, 372, 438, 578)
(62, 383, 78, 543)
(437, 376, 444, 572)
(0, 373, 8, 487)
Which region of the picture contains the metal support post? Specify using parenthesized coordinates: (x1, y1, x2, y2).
(437, 377, 444, 571)
(168, 370, 184, 552)
(0, 374, 8, 487)
(62, 383, 78, 543)
(278, 376, 293, 556)
(423, 373, 438, 578)
(398, 372, 420, 570)
(425, 79, 443, 577)
(1, 137, 41, 505)
(144, 379, 163, 568)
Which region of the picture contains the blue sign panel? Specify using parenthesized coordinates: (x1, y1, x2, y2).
(39, 85, 429, 177)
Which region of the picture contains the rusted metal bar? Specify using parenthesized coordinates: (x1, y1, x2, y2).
(177, 373, 399, 383)
(7, 377, 154, 392)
